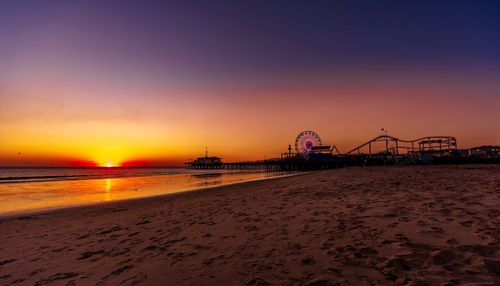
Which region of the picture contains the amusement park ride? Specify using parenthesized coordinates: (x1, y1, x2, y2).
(345, 134, 457, 156)
(282, 130, 340, 159)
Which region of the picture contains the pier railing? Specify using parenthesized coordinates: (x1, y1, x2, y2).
(185, 157, 348, 171)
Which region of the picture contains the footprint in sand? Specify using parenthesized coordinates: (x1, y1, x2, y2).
(34, 272, 80, 286)
(78, 250, 105, 260)
(244, 225, 259, 232)
(431, 249, 456, 265)
(120, 273, 147, 286)
(0, 259, 15, 266)
(301, 255, 316, 265)
(387, 222, 399, 228)
(305, 275, 341, 286)
(460, 220, 474, 227)
(484, 258, 500, 275)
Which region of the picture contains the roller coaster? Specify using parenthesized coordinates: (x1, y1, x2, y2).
(345, 135, 457, 156)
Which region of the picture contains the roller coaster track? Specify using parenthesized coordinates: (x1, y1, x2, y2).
(345, 135, 457, 155)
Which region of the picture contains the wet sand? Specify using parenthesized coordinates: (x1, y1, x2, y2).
(0, 165, 499, 285)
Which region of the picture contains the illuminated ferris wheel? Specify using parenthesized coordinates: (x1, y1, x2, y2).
(295, 130, 322, 153)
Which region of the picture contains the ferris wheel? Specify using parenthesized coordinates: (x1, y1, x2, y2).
(295, 130, 322, 153)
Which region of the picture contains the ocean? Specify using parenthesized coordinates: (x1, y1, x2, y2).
(0, 167, 295, 216)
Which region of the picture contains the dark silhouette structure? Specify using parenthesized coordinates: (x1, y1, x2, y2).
(186, 132, 498, 171)
(345, 135, 457, 156)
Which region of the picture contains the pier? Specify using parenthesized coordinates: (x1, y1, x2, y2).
(185, 131, 499, 171)
(186, 159, 348, 172)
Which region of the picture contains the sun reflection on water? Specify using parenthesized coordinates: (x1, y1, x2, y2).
(104, 178, 112, 201)
(0, 171, 295, 215)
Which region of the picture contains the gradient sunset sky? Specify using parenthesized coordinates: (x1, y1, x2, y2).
(1, 0, 499, 166)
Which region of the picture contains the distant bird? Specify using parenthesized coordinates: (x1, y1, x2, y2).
(18, 152, 21, 156)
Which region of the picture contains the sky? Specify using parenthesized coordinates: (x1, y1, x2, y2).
(1, 0, 499, 166)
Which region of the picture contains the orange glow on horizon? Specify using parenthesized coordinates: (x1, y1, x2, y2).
(1, 75, 499, 167)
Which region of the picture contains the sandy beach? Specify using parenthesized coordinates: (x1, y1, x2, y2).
(0, 165, 499, 285)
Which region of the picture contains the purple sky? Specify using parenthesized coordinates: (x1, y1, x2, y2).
(1, 1, 499, 166)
